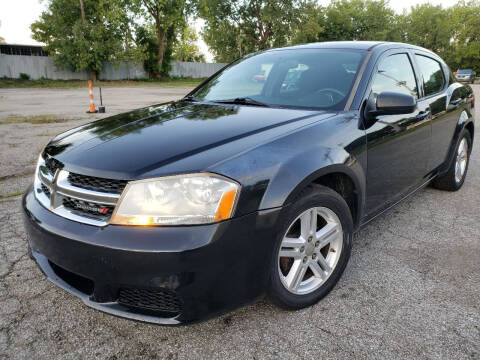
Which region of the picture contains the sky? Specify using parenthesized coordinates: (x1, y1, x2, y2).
(0, 0, 458, 63)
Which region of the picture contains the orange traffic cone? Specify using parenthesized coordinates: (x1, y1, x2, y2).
(87, 80, 98, 113)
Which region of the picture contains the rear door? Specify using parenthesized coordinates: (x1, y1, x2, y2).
(364, 50, 431, 216)
(413, 52, 457, 171)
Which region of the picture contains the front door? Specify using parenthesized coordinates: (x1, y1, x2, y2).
(364, 51, 431, 216)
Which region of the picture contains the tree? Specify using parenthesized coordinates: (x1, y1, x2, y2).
(0, 20, 5, 43)
(318, 0, 398, 42)
(31, 0, 135, 80)
(135, 21, 178, 77)
(401, 4, 452, 56)
(141, 0, 190, 76)
(118, 1, 147, 80)
(136, 23, 161, 77)
(448, 0, 480, 72)
(198, 0, 321, 62)
(172, 27, 205, 62)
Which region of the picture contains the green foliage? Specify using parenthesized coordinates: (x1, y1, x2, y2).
(0, 20, 5, 43)
(198, 0, 480, 72)
(31, 0, 136, 78)
(19, 73, 30, 80)
(172, 27, 206, 62)
(319, 0, 398, 42)
(400, 4, 452, 55)
(198, 0, 322, 62)
(0, 78, 203, 89)
(136, 24, 161, 77)
(140, 0, 192, 75)
(447, 0, 480, 73)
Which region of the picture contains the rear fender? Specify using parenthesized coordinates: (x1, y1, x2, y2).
(439, 84, 475, 176)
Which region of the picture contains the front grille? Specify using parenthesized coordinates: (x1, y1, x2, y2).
(41, 183, 51, 198)
(68, 173, 128, 194)
(118, 288, 182, 314)
(35, 155, 125, 226)
(45, 157, 62, 175)
(62, 197, 114, 220)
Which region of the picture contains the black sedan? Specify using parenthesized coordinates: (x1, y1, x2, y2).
(22, 41, 475, 325)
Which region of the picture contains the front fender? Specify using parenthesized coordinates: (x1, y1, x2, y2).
(212, 113, 368, 226)
(260, 147, 366, 213)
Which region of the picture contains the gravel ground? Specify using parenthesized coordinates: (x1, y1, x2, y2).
(0, 86, 479, 359)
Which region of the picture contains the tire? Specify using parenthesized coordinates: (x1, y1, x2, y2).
(432, 129, 472, 191)
(268, 184, 353, 310)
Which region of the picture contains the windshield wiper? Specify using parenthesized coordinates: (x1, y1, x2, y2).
(183, 95, 200, 102)
(213, 97, 270, 107)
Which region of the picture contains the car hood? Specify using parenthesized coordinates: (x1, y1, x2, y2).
(44, 100, 328, 179)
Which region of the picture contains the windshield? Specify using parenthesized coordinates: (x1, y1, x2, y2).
(458, 69, 472, 75)
(191, 49, 365, 110)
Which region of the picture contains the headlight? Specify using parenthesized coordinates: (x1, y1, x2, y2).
(110, 173, 240, 226)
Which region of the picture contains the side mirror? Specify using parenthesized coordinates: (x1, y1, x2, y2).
(369, 92, 416, 117)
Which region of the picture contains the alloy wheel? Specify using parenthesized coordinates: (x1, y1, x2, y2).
(278, 207, 343, 295)
(455, 138, 468, 184)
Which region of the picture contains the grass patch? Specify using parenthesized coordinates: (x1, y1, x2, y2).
(1, 191, 23, 199)
(0, 114, 77, 125)
(0, 77, 204, 89)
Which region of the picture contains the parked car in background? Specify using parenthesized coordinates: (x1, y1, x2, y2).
(23, 41, 475, 325)
(456, 69, 476, 83)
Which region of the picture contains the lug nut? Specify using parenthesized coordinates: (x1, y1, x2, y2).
(312, 253, 317, 259)
(315, 241, 320, 247)
(308, 236, 313, 242)
(303, 256, 307, 263)
(300, 246, 305, 252)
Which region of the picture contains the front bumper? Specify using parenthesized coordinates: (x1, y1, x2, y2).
(22, 186, 281, 325)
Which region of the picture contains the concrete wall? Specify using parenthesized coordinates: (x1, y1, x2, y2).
(98, 61, 148, 80)
(170, 61, 227, 78)
(0, 54, 89, 80)
(0, 54, 227, 80)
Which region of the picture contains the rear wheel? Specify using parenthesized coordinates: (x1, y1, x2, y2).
(432, 129, 472, 191)
(268, 185, 353, 309)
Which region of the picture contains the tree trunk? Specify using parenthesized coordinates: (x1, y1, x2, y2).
(166, 26, 175, 56)
(89, 69, 96, 81)
(125, 29, 131, 81)
(79, 0, 87, 24)
(156, 24, 165, 78)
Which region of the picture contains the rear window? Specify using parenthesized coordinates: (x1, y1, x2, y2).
(415, 55, 445, 97)
(457, 70, 472, 75)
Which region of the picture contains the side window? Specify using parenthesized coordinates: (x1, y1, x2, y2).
(415, 55, 445, 96)
(371, 53, 418, 99)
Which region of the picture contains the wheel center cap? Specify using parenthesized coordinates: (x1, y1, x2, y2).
(305, 243, 315, 256)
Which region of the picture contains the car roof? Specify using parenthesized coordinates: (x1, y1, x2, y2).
(270, 41, 435, 54)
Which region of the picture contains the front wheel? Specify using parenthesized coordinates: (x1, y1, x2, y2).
(268, 184, 353, 309)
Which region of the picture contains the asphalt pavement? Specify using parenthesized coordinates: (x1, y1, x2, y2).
(0, 85, 478, 359)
